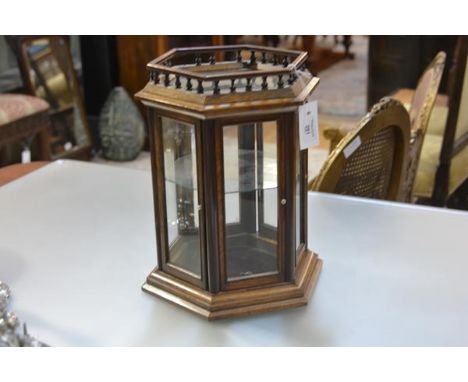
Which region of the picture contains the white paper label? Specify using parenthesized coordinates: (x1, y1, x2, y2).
(343, 136, 362, 158)
(21, 148, 31, 164)
(298, 100, 319, 150)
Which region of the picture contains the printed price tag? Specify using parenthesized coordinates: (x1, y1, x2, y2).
(21, 148, 31, 164)
(298, 100, 319, 150)
(343, 136, 362, 158)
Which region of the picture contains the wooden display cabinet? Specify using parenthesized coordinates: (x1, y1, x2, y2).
(137, 45, 322, 320)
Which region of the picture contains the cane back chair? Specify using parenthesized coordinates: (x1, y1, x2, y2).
(417, 36, 468, 206)
(401, 51, 446, 201)
(323, 52, 445, 202)
(310, 97, 410, 201)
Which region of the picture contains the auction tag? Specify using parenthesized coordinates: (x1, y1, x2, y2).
(343, 136, 362, 158)
(21, 148, 31, 164)
(298, 100, 319, 150)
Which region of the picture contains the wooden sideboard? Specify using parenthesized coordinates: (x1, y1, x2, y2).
(368, 36, 458, 109)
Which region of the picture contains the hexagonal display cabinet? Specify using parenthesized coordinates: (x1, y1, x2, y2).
(137, 45, 322, 320)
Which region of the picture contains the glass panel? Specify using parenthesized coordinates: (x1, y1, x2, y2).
(223, 125, 240, 224)
(295, 142, 301, 252)
(162, 117, 201, 278)
(263, 121, 278, 228)
(223, 121, 278, 281)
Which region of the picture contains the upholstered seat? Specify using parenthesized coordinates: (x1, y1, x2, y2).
(0, 94, 50, 163)
(414, 106, 468, 199)
(0, 94, 49, 125)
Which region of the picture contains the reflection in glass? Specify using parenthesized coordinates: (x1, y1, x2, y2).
(295, 134, 302, 264)
(24, 37, 89, 156)
(162, 117, 201, 278)
(223, 121, 278, 281)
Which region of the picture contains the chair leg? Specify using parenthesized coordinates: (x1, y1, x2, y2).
(343, 36, 355, 59)
(431, 163, 450, 207)
(446, 180, 468, 211)
(38, 127, 51, 160)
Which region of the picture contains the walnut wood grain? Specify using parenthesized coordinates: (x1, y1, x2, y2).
(139, 45, 321, 320)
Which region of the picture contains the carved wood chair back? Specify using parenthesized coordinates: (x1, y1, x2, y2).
(311, 97, 410, 201)
(403, 51, 446, 201)
(409, 52, 446, 131)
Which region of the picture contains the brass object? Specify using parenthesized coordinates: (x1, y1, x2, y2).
(137, 45, 322, 320)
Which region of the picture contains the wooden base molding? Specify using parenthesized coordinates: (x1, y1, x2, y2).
(142, 250, 322, 320)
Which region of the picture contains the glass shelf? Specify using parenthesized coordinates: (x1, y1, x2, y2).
(165, 149, 278, 194)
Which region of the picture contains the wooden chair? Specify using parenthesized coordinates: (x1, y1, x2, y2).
(0, 93, 51, 165)
(323, 52, 446, 202)
(415, 36, 468, 206)
(310, 97, 410, 201)
(400, 52, 446, 201)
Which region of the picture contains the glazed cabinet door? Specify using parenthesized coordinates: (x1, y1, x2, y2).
(215, 115, 296, 291)
(151, 112, 206, 288)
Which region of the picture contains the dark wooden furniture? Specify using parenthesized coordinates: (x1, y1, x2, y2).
(0, 94, 50, 165)
(368, 36, 458, 109)
(427, 37, 468, 206)
(116, 36, 223, 112)
(79, 36, 119, 142)
(311, 98, 410, 201)
(246, 36, 354, 73)
(7, 36, 93, 160)
(116, 36, 169, 111)
(137, 45, 321, 320)
(302, 36, 354, 73)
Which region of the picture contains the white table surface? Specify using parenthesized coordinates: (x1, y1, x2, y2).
(1, 160, 467, 346)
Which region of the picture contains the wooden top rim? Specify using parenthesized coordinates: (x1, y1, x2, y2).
(146, 44, 309, 82)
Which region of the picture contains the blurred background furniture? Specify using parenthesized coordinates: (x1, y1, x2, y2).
(301, 36, 354, 72)
(1, 35, 465, 208)
(7, 36, 93, 160)
(414, 37, 468, 207)
(310, 98, 410, 201)
(367, 36, 458, 109)
(323, 52, 446, 203)
(0, 93, 50, 166)
(114, 36, 220, 118)
(396, 52, 446, 201)
(234, 35, 354, 73)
